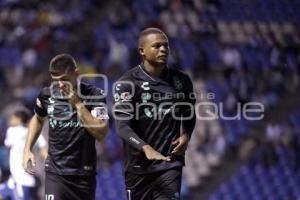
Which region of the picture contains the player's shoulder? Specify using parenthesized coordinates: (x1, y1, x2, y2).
(6, 126, 14, 134)
(117, 65, 140, 82)
(169, 67, 192, 81)
(39, 87, 51, 97)
(80, 82, 104, 96)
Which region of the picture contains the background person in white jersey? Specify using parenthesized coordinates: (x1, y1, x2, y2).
(5, 110, 47, 200)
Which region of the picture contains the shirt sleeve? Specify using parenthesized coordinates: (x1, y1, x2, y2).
(34, 91, 48, 117)
(4, 127, 13, 147)
(36, 134, 47, 149)
(181, 75, 196, 138)
(113, 81, 147, 150)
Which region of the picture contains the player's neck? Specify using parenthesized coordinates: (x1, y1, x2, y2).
(143, 61, 166, 78)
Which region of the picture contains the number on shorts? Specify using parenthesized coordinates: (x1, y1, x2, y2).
(127, 190, 131, 200)
(45, 194, 55, 200)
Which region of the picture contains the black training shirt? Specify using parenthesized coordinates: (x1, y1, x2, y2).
(113, 64, 196, 174)
(35, 82, 106, 176)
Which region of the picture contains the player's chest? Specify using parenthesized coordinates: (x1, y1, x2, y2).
(132, 80, 186, 119)
(44, 97, 77, 118)
(134, 79, 185, 104)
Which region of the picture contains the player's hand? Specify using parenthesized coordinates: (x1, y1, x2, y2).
(59, 82, 81, 108)
(22, 150, 36, 175)
(142, 145, 171, 161)
(171, 134, 190, 156)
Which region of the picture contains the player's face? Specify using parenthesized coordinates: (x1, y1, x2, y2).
(140, 33, 169, 67)
(9, 115, 20, 126)
(51, 69, 78, 88)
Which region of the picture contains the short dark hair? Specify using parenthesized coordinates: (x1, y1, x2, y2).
(49, 54, 77, 76)
(14, 110, 30, 124)
(138, 27, 167, 47)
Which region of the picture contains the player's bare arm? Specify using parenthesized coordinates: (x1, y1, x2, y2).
(142, 144, 171, 161)
(76, 102, 108, 142)
(23, 114, 45, 174)
(59, 82, 108, 142)
(171, 133, 190, 156)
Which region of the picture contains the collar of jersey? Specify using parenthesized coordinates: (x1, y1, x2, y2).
(138, 64, 171, 86)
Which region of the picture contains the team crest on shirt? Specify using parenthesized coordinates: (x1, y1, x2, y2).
(114, 93, 120, 102)
(173, 77, 183, 90)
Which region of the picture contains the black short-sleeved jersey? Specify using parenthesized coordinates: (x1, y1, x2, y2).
(35, 82, 106, 176)
(113, 64, 196, 174)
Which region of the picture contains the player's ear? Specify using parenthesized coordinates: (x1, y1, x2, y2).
(138, 47, 145, 57)
(74, 68, 80, 76)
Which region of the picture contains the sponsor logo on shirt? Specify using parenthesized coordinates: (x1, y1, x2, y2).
(144, 108, 153, 118)
(115, 83, 121, 91)
(48, 97, 55, 104)
(49, 118, 57, 128)
(49, 119, 81, 128)
(141, 93, 151, 102)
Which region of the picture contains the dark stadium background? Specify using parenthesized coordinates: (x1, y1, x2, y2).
(0, 0, 299, 199)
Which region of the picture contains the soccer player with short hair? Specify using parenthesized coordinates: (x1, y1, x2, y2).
(113, 28, 196, 200)
(23, 54, 109, 200)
